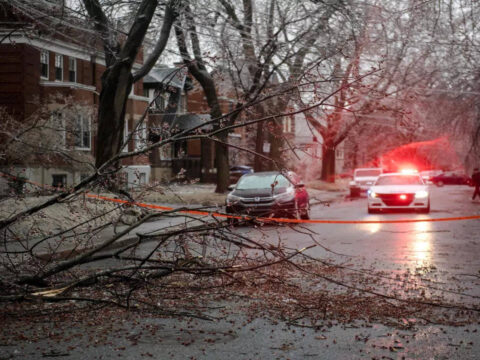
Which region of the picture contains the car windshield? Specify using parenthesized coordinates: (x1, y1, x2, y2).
(375, 175, 423, 185)
(355, 170, 381, 177)
(236, 174, 290, 190)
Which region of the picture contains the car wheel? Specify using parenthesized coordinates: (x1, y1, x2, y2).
(300, 203, 310, 220)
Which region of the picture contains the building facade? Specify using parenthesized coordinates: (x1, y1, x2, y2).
(0, 2, 151, 192)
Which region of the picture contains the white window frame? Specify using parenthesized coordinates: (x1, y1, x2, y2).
(55, 54, 63, 81)
(74, 114, 91, 150)
(135, 123, 147, 151)
(174, 90, 186, 113)
(122, 120, 129, 152)
(68, 57, 76, 82)
(40, 50, 49, 79)
(283, 117, 292, 133)
(51, 110, 66, 149)
(154, 90, 167, 111)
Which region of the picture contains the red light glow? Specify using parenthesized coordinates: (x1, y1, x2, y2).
(362, 137, 464, 173)
(400, 168, 418, 174)
(399, 194, 407, 200)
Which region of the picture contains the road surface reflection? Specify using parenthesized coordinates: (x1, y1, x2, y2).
(412, 221, 432, 262)
(359, 216, 434, 265)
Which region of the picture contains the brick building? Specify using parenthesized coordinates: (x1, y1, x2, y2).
(0, 1, 151, 191)
(144, 66, 244, 182)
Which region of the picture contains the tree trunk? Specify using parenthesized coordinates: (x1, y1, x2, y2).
(86, 0, 162, 170)
(253, 105, 266, 172)
(267, 118, 285, 171)
(174, 16, 229, 193)
(95, 68, 133, 169)
(254, 122, 265, 172)
(321, 143, 336, 182)
(215, 131, 229, 193)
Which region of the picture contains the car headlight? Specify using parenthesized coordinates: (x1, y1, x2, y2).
(274, 187, 295, 203)
(349, 180, 357, 186)
(415, 190, 429, 198)
(226, 193, 241, 205)
(368, 190, 377, 198)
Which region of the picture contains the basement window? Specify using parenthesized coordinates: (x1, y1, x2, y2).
(52, 174, 66, 188)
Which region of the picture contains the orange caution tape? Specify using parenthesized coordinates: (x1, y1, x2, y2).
(2, 172, 480, 224)
(86, 194, 480, 224)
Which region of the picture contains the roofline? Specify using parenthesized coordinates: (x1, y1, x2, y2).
(0, 32, 143, 68)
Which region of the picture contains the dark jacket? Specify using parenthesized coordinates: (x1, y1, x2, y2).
(472, 170, 480, 186)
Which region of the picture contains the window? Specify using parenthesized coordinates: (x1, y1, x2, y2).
(74, 114, 91, 149)
(159, 143, 172, 160)
(40, 50, 49, 79)
(236, 174, 289, 190)
(52, 174, 67, 188)
(134, 123, 147, 151)
(336, 148, 344, 159)
(143, 88, 149, 98)
(68, 57, 76, 82)
(178, 92, 187, 113)
(55, 54, 63, 81)
(122, 120, 129, 152)
(283, 117, 292, 133)
(50, 110, 66, 148)
(138, 172, 146, 185)
(155, 92, 166, 110)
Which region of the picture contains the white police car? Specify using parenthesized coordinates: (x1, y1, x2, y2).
(367, 171, 430, 214)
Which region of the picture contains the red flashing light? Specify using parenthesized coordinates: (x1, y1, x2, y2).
(399, 194, 407, 200)
(400, 169, 418, 174)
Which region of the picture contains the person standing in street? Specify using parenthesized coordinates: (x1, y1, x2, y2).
(472, 168, 480, 200)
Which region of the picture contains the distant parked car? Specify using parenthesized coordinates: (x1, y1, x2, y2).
(349, 168, 383, 197)
(229, 165, 253, 184)
(419, 170, 443, 184)
(226, 171, 310, 219)
(430, 172, 473, 186)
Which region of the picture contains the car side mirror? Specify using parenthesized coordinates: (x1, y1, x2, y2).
(227, 185, 235, 191)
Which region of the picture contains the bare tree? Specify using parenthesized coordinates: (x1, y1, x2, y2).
(81, 0, 178, 170)
(174, 2, 232, 193)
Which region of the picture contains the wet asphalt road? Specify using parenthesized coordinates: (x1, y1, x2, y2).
(236, 185, 480, 287)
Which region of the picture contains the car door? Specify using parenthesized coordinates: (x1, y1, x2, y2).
(450, 174, 460, 184)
